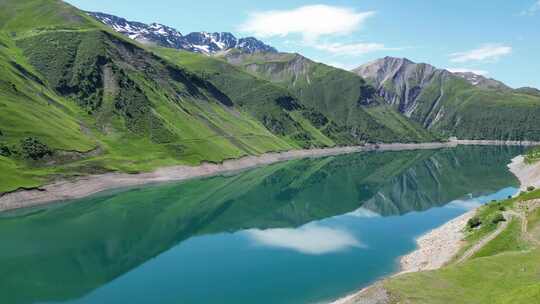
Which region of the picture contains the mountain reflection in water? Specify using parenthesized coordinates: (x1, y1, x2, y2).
(0, 146, 522, 304)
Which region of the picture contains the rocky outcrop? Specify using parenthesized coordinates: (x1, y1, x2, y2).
(353, 57, 452, 119)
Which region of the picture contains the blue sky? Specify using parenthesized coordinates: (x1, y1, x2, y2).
(67, 0, 540, 88)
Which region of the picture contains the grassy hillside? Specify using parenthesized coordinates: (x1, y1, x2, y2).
(152, 47, 337, 147)
(222, 51, 437, 143)
(0, 0, 344, 193)
(369, 189, 540, 304)
(0, 0, 443, 194)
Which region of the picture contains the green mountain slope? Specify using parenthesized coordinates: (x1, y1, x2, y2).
(0, 0, 343, 193)
(152, 47, 337, 147)
(222, 51, 437, 144)
(355, 57, 540, 140)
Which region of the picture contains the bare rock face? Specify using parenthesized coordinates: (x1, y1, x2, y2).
(353, 56, 520, 131)
(353, 57, 451, 118)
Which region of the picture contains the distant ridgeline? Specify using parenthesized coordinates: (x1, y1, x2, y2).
(0, 0, 538, 193)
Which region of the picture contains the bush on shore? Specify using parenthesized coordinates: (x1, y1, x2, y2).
(491, 213, 506, 224)
(467, 216, 482, 229)
(20, 137, 52, 160)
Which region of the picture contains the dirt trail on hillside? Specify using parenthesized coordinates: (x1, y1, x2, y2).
(455, 212, 513, 264)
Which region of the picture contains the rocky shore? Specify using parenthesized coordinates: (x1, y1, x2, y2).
(398, 210, 475, 273)
(508, 155, 540, 191)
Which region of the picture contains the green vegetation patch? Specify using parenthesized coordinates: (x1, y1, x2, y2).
(382, 190, 540, 304)
(525, 147, 540, 164)
(472, 218, 528, 258)
(385, 250, 540, 304)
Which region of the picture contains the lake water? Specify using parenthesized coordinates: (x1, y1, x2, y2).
(0, 146, 523, 304)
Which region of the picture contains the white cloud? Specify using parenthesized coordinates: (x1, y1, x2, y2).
(449, 44, 512, 63)
(244, 224, 362, 255)
(446, 68, 489, 76)
(239, 5, 375, 42)
(521, 0, 540, 15)
(315, 42, 396, 56)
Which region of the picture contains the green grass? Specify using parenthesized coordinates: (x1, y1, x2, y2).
(152, 47, 337, 148)
(381, 190, 540, 304)
(472, 218, 528, 258)
(525, 147, 540, 163)
(0, 157, 44, 192)
(0, 0, 93, 33)
(385, 250, 540, 304)
(0, 3, 326, 193)
(452, 199, 515, 260)
(0, 24, 298, 191)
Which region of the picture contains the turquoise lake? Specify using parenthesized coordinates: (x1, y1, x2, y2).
(0, 146, 524, 304)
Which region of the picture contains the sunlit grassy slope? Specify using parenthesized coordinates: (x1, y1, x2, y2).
(380, 189, 540, 304)
(0, 0, 353, 192)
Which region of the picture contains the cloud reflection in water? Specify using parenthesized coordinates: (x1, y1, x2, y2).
(244, 224, 362, 255)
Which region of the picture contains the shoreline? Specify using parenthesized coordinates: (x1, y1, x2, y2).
(331, 210, 476, 304)
(508, 155, 540, 191)
(0, 142, 454, 212)
(1, 140, 539, 213)
(332, 149, 540, 304)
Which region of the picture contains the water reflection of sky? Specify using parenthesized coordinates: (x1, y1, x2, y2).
(242, 187, 517, 256)
(59, 187, 518, 304)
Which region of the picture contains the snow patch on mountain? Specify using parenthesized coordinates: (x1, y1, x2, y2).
(89, 12, 277, 55)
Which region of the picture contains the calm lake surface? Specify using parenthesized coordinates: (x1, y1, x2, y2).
(0, 146, 524, 304)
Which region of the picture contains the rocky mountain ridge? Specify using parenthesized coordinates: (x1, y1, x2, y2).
(353, 56, 540, 140)
(88, 12, 277, 54)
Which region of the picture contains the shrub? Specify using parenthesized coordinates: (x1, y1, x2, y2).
(527, 186, 535, 192)
(492, 213, 506, 224)
(0, 142, 11, 157)
(467, 216, 482, 229)
(20, 137, 52, 160)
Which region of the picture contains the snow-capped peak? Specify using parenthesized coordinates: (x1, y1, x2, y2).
(89, 12, 277, 55)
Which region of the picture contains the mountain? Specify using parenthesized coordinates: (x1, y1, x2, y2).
(0, 0, 437, 195)
(451, 71, 510, 91)
(514, 86, 540, 97)
(354, 56, 540, 140)
(220, 51, 437, 144)
(0, 0, 346, 193)
(89, 11, 437, 143)
(88, 12, 277, 54)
